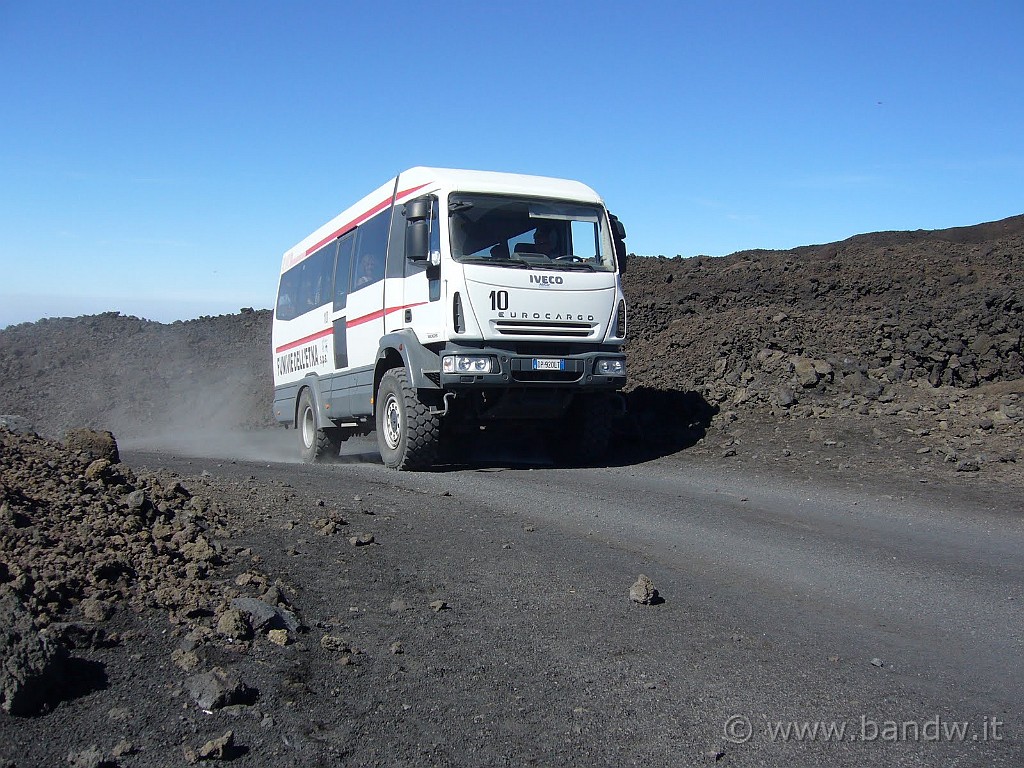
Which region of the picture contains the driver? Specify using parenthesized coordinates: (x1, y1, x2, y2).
(532, 224, 560, 258)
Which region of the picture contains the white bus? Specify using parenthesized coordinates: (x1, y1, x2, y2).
(271, 167, 628, 469)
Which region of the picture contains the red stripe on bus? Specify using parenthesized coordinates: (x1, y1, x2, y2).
(303, 182, 431, 257)
(274, 327, 333, 353)
(346, 309, 386, 328)
(347, 301, 428, 329)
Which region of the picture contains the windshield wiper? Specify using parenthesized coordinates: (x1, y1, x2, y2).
(459, 257, 533, 269)
(546, 259, 597, 271)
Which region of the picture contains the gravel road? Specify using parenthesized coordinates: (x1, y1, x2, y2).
(22, 435, 1009, 767)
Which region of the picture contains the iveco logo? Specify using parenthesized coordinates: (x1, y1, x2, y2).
(530, 275, 564, 285)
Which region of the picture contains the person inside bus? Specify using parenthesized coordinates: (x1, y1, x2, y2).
(355, 252, 380, 288)
(532, 224, 560, 258)
(300, 272, 319, 313)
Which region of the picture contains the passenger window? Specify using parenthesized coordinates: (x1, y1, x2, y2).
(276, 243, 335, 321)
(351, 210, 389, 291)
(276, 269, 300, 321)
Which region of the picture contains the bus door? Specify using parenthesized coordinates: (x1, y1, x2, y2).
(327, 231, 354, 416)
(390, 195, 444, 342)
(344, 210, 390, 415)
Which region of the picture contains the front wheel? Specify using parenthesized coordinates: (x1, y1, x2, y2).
(375, 368, 440, 470)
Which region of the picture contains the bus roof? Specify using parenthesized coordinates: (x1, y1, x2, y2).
(281, 167, 604, 272)
(400, 166, 603, 203)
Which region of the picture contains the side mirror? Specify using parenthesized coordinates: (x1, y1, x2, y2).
(406, 220, 429, 262)
(609, 213, 628, 274)
(405, 198, 432, 262)
(610, 215, 626, 241)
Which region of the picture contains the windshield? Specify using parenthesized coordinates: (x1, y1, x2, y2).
(448, 194, 616, 272)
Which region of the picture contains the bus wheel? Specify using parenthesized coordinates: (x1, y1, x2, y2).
(298, 388, 338, 463)
(376, 368, 439, 470)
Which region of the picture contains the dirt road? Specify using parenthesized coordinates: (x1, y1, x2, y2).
(8, 435, 1016, 767)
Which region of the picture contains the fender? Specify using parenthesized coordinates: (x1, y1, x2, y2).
(374, 330, 441, 394)
(293, 373, 330, 429)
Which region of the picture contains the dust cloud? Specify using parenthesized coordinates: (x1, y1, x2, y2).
(120, 428, 299, 463)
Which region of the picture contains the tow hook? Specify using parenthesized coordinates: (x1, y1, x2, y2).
(431, 392, 457, 416)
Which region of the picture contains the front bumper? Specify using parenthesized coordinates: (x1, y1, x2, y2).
(438, 343, 626, 390)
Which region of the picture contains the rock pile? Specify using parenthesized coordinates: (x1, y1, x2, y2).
(0, 427, 284, 717)
(0, 428, 235, 630)
(623, 214, 1024, 403)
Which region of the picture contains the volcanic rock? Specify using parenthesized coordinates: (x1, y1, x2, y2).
(629, 575, 660, 605)
(185, 667, 257, 711)
(64, 428, 120, 464)
(0, 591, 69, 716)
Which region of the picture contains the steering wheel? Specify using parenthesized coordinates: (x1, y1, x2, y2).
(554, 255, 585, 262)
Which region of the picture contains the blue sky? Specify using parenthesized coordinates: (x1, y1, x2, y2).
(2, 1, 1022, 327)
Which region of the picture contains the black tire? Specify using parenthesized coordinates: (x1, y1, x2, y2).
(375, 368, 440, 470)
(565, 393, 614, 465)
(297, 388, 339, 463)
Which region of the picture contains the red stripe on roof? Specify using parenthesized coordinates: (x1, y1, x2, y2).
(274, 326, 333, 354)
(303, 182, 432, 258)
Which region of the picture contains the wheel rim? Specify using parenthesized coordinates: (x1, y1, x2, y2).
(301, 404, 315, 449)
(382, 392, 402, 450)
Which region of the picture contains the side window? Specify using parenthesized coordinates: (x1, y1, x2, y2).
(301, 243, 334, 315)
(333, 232, 354, 311)
(400, 195, 441, 301)
(276, 268, 301, 321)
(569, 220, 599, 259)
(427, 200, 441, 301)
(351, 210, 389, 291)
(276, 243, 334, 320)
(429, 201, 440, 260)
(386, 202, 406, 279)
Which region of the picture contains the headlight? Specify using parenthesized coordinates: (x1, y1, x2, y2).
(595, 358, 626, 376)
(442, 355, 495, 374)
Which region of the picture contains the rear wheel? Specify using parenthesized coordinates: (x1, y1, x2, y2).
(375, 368, 440, 470)
(298, 388, 340, 463)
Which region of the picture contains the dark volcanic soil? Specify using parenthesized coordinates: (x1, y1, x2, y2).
(621, 213, 1024, 487)
(0, 308, 273, 440)
(0, 214, 1022, 766)
(626, 213, 1024, 394)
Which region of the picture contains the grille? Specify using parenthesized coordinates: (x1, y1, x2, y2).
(492, 320, 595, 338)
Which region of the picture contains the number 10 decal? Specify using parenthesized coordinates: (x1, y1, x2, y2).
(489, 290, 509, 311)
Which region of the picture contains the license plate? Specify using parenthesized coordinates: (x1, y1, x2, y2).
(532, 358, 565, 371)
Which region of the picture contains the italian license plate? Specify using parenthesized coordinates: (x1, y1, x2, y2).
(532, 358, 565, 371)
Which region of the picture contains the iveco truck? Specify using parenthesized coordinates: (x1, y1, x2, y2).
(271, 167, 628, 469)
